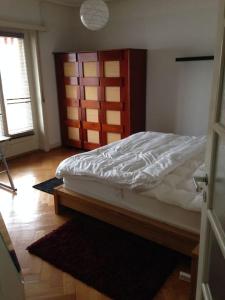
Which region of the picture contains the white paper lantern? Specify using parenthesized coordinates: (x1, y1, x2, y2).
(80, 0, 109, 31)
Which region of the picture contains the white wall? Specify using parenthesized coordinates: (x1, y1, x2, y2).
(0, 0, 40, 24)
(175, 60, 213, 136)
(148, 50, 213, 135)
(75, 0, 219, 136)
(38, 2, 79, 148)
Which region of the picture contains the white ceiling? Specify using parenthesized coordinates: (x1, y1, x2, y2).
(43, 0, 112, 7)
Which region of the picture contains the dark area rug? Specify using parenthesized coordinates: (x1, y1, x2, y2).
(27, 211, 182, 300)
(33, 177, 63, 194)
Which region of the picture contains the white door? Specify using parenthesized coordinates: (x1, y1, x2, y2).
(0, 235, 25, 300)
(196, 0, 225, 299)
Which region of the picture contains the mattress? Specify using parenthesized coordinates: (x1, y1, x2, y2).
(56, 131, 206, 212)
(63, 176, 201, 234)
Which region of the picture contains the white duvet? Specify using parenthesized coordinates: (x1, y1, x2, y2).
(56, 131, 206, 211)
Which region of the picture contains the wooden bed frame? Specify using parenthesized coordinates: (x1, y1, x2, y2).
(54, 185, 199, 257)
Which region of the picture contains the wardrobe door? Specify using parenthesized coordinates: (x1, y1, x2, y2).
(99, 50, 128, 145)
(55, 53, 82, 148)
(78, 52, 101, 150)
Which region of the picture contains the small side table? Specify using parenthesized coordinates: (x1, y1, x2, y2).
(0, 136, 17, 192)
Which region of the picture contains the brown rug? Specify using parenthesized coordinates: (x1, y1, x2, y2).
(27, 211, 182, 300)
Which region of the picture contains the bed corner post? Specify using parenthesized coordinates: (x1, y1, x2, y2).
(53, 188, 60, 215)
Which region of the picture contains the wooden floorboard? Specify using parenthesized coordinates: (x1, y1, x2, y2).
(0, 147, 190, 300)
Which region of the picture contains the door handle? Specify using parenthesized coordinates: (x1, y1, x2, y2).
(193, 175, 208, 192)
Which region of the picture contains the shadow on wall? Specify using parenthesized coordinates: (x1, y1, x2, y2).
(147, 49, 214, 136)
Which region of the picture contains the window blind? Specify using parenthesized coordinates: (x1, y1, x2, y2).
(0, 35, 34, 136)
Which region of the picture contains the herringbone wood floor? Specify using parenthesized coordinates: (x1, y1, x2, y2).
(0, 148, 190, 300)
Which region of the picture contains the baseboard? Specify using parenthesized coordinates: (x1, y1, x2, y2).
(6, 149, 44, 161)
(49, 142, 62, 150)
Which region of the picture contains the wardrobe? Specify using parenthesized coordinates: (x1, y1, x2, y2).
(54, 49, 147, 150)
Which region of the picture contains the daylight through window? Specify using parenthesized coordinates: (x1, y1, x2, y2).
(0, 34, 34, 137)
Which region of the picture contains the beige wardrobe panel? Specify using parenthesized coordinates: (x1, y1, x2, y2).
(87, 130, 99, 144)
(83, 62, 98, 77)
(107, 133, 121, 144)
(64, 62, 77, 77)
(67, 107, 79, 120)
(68, 127, 80, 141)
(85, 86, 98, 101)
(65, 85, 77, 99)
(105, 87, 120, 102)
(106, 111, 121, 125)
(86, 109, 99, 122)
(104, 61, 120, 77)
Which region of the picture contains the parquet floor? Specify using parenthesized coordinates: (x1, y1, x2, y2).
(0, 148, 190, 300)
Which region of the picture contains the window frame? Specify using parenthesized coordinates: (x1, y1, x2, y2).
(0, 30, 37, 139)
(0, 72, 8, 136)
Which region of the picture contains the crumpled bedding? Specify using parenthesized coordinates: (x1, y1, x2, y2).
(56, 131, 206, 197)
(141, 157, 205, 212)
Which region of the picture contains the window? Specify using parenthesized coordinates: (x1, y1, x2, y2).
(0, 33, 34, 137)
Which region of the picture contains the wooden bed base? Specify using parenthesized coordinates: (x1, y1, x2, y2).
(54, 185, 199, 257)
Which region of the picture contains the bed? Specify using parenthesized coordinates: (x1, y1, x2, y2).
(54, 131, 206, 256)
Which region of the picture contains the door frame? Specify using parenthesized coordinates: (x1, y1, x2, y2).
(196, 0, 225, 298)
